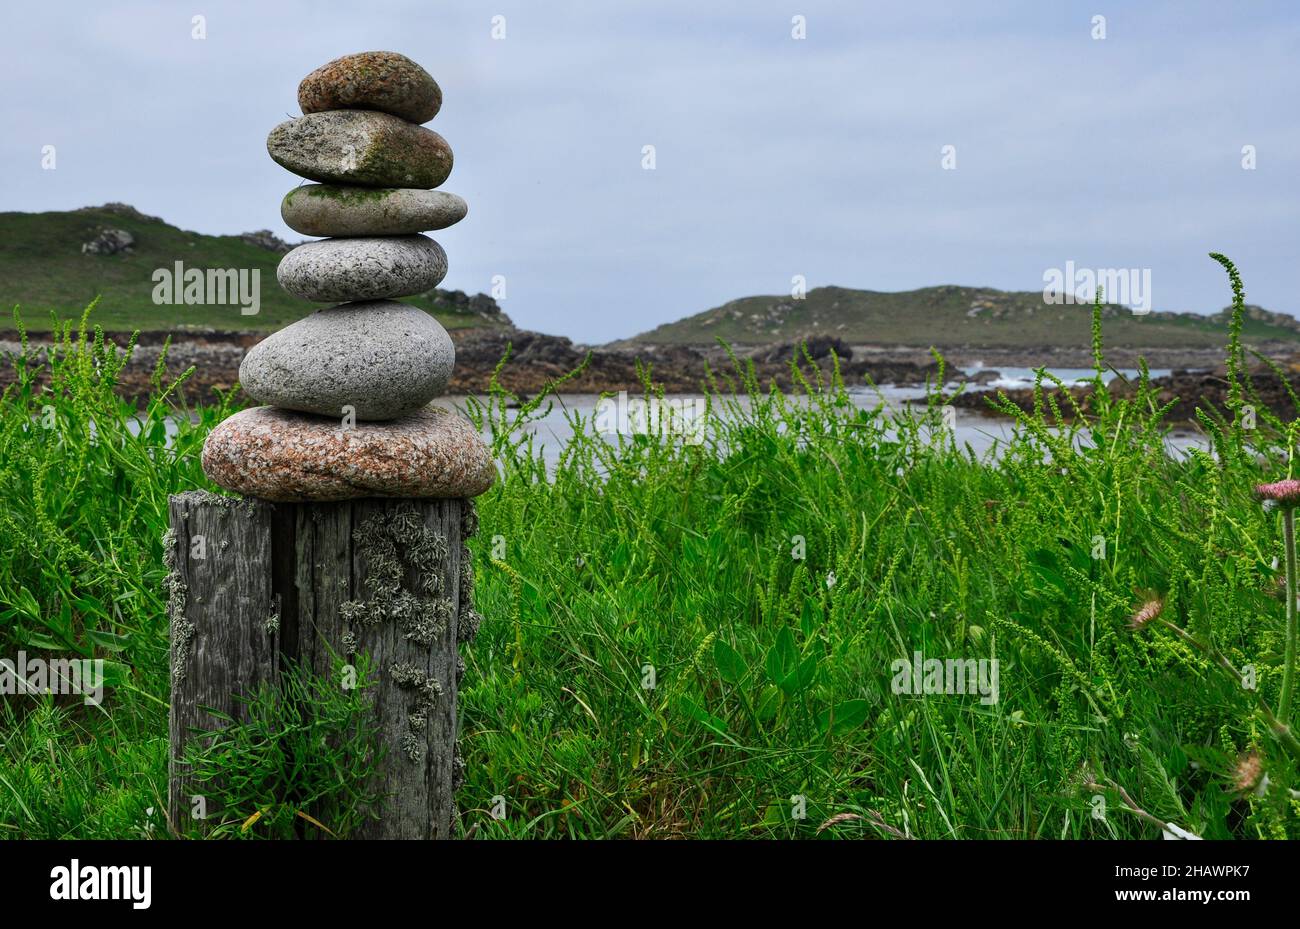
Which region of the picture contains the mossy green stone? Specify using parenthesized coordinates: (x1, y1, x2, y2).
(281, 185, 467, 236)
(267, 111, 453, 189)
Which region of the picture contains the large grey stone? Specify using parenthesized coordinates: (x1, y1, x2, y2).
(267, 111, 453, 188)
(281, 185, 467, 237)
(277, 235, 447, 303)
(238, 300, 455, 420)
(298, 51, 442, 124)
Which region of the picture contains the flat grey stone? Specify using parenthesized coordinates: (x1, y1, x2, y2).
(281, 185, 467, 237)
(267, 111, 453, 188)
(238, 300, 455, 420)
(277, 235, 447, 303)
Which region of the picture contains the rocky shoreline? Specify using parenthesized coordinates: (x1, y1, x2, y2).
(708, 341, 1298, 372)
(0, 327, 944, 404)
(7, 323, 1294, 415)
(950, 361, 1300, 426)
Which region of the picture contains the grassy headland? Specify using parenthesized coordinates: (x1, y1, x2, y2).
(0, 204, 509, 333)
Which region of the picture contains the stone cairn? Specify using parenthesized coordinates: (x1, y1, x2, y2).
(169, 52, 493, 839)
(202, 50, 493, 501)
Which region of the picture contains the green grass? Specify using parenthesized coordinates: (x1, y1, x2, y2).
(0, 206, 508, 333)
(3, 263, 1300, 839)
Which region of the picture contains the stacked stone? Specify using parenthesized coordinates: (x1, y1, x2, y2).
(202, 52, 493, 502)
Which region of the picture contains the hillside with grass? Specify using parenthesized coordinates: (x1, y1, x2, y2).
(621, 284, 1300, 351)
(0, 204, 512, 333)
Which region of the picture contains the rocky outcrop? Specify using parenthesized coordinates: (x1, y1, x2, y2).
(951, 360, 1300, 425)
(81, 228, 135, 255)
(755, 335, 853, 364)
(237, 229, 295, 253)
(1128, 363, 1300, 424)
(426, 288, 509, 324)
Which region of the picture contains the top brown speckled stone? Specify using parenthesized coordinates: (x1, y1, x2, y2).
(299, 51, 442, 125)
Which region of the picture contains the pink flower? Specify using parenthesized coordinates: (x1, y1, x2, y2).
(1128, 598, 1164, 631)
(1233, 751, 1264, 794)
(1255, 480, 1300, 506)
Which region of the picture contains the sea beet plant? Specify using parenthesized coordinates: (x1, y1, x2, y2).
(9, 253, 1300, 838)
(179, 654, 384, 839)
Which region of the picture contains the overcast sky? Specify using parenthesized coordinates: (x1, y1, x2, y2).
(4, 0, 1297, 342)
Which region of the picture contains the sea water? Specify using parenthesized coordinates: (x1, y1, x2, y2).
(431, 366, 1203, 472)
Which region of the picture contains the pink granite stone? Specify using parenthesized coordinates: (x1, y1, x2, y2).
(201, 406, 496, 502)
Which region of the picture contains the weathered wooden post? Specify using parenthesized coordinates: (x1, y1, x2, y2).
(166, 490, 484, 838)
(167, 51, 493, 839)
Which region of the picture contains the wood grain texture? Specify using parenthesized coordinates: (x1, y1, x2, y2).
(166, 490, 277, 833)
(167, 492, 468, 839)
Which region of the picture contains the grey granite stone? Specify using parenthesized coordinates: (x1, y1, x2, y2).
(277, 235, 447, 303)
(239, 300, 454, 420)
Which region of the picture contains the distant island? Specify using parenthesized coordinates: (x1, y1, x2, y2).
(616, 283, 1300, 368)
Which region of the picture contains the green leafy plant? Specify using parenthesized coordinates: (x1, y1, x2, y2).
(179, 654, 385, 839)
